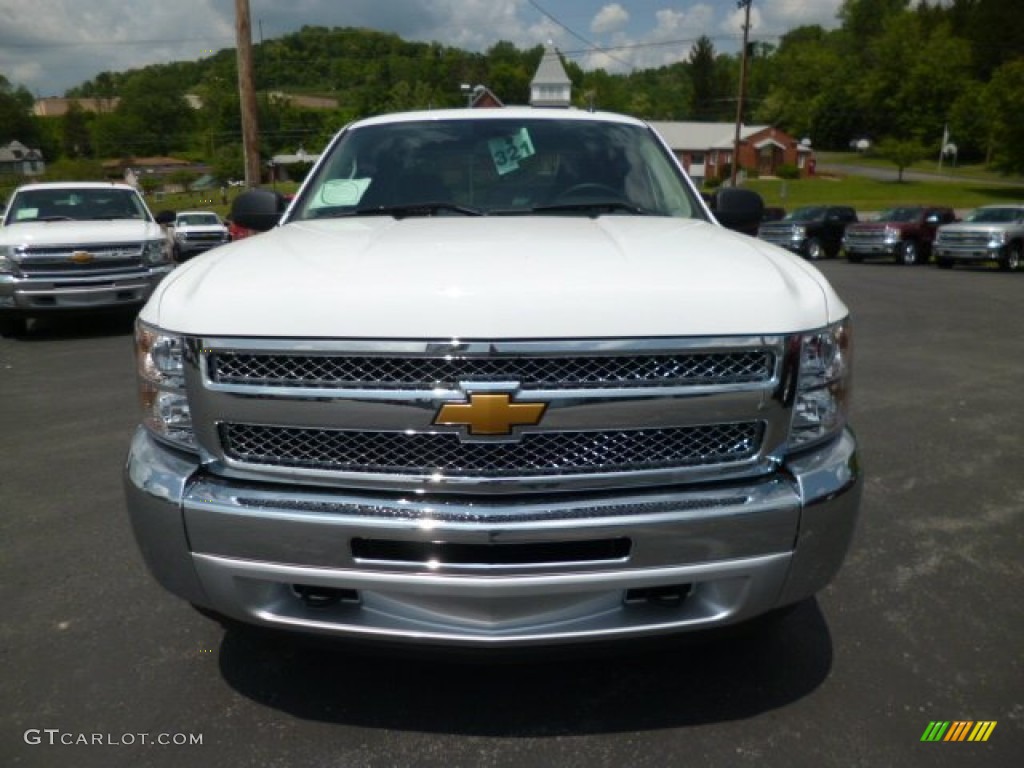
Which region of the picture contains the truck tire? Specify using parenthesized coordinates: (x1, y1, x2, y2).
(805, 238, 825, 261)
(897, 241, 918, 266)
(0, 315, 28, 337)
(999, 242, 1021, 271)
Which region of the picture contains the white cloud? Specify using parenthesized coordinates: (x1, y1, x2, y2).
(759, 0, 844, 32)
(591, 4, 630, 36)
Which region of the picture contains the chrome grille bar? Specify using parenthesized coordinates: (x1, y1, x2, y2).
(219, 422, 764, 477)
(209, 349, 775, 390)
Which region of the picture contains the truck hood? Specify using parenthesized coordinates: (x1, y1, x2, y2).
(938, 221, 1016, 234)
(0, 219, 164, 246)
(143, 216, 845, 338)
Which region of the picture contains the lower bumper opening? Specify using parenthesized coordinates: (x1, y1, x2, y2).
(624, 583, 693, 606)
(351, 537, 632, 566)
(292, 584, 361, 608)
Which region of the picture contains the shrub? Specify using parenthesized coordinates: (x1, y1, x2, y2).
(776, 163, 800, 180)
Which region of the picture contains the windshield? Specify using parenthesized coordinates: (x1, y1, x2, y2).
(177, 213, 221, 226)
(5, 187, 150, 224)
(966, 207, 1022, 223)
(783, 207, 826, 222)
(291, 116, 700, 220)
(876, 207, 923, 223)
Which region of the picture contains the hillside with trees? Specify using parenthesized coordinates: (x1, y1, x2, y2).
(1, 0, 1022, 185)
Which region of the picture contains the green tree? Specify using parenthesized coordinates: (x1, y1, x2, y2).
(688, 36, 717, 120)
(138, 174, 162, 197)
(875, 137, 928, 181)
(855, 16, 971, 143)
(981, 59, 1024, 174)
(210, 144, 245, 185)
(948, 88, 990, 165)
(117, 67, 196, 155)
(838, 0, 911, 56)
(60, 101, 94, 158)
(0, 74, 38, 145)
(42, 157, 105, 181)
(754, 26, 851, 147)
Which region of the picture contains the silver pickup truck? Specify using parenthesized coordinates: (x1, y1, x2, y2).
(933, 204, 1024, 271)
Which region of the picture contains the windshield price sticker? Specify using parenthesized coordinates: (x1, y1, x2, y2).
(488, 128, 536, 175)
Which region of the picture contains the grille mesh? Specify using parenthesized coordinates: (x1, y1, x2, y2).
(220, 422, 763, 477)
(209, 350, 774, 390)
(18, 244, 144, 276)
(937, 232, 991, 247)
(844, 232, 886, 245)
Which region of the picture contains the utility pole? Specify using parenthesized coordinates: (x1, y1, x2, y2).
(235, 0, 261, 187)
(730, 0, 752, 187)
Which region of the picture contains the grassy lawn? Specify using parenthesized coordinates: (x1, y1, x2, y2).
(813, 151, 1023, 184)
(744, 174, 1024, 213)
(746, 152, 1024, 213)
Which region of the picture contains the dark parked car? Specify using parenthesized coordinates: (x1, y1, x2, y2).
(757, 205, 858, 260)
(844, 205, 957, 265)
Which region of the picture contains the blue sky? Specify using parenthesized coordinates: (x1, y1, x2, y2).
(0, 0, 844, 96)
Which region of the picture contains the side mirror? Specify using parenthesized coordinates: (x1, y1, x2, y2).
(154, 209, 176, 226)
(230, 189, 288, 232)
(711, 188, 765, 236)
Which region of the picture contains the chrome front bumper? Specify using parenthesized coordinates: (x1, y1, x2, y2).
(933, 244, 1003, 262)
(0, 267, 173, 312)
(124, 427, 861, 646)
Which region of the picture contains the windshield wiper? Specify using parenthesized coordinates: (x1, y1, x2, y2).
(355, 202, 485, 218)
(529, 201, 651, 217)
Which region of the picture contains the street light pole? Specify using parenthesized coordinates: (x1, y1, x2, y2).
(730, 0, 752, 187)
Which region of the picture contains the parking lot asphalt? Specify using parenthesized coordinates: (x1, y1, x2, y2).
(1, 260, 1021, 768)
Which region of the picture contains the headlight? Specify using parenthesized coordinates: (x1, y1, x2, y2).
(883, 226, 900, 243)
(0, 244, 21, 274)
(988, 231, 1007, 247)
(791, 225, 807, 240)
(789, 318, 852, 449)
(142, 238, 170, 265)
(135, 321, 195, 451)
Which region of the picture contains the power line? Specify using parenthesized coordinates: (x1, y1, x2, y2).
(526, 0, 634, 72)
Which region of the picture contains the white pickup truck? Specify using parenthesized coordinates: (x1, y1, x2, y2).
(166, 209, 231, 262)
(124, 108, 862, 647)
(0, 181, 173, 335)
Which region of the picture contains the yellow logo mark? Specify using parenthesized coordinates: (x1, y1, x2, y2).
(434, 393, 547, 436)
(69, 250, 94, 264)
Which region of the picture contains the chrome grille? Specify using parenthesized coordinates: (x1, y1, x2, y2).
(17, 243, 144, 276)
(220, 422, 764, 477)
(844, 231, 885, 246)
(209, 350, 775, 390)
(937, 231, 991, 247)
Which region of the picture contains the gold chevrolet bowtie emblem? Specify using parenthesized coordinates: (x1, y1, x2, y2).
(434, 393, 547, 436)
(70, 250, 94, 264)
